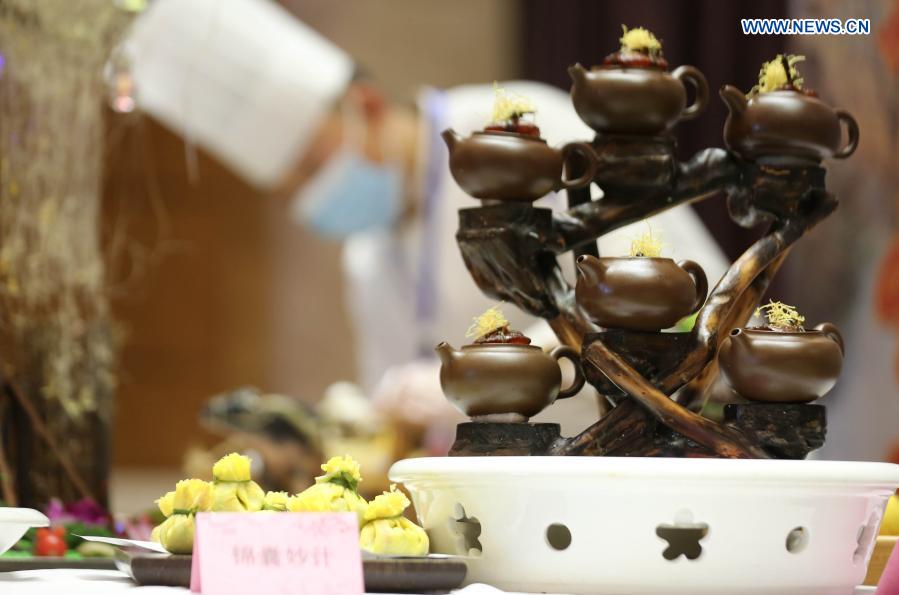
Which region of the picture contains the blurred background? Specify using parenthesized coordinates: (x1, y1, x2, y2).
(1, 0, 898, 522)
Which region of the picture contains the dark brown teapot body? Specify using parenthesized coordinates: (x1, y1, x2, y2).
(435, 342, 584, 421)
(575, 255, 708, 331)
(720, 86, 859, 163)
(442, 129, 595, 202)
(568, 63, 708, 135)
(718, 323, 844, 403)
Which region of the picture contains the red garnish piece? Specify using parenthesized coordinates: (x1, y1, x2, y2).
(475, 325, 532, 345)
(484, 122, 541, 137)
(34, 526, 68, 557)
(602, 50, 668, 70)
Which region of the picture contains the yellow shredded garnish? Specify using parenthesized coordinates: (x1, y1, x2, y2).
(364, 485, 410, 521)
(629, 229, 664, 257)
(466, 304, 509, 339)
(755, 300, 806, 331)
(620, 25, 662, 53)
(752, 54, 805, 94)
(491, 82, 536, 124)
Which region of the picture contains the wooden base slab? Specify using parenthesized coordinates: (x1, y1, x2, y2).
(449, 422, 562, 456)
(724, 402, 826, 460)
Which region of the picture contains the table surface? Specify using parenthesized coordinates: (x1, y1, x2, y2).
(0, 569, 527, 595)
(0, 569, 880, 594)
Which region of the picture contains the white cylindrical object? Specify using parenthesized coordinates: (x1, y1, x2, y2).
(125, 0, 354, 189)
(391, 457, 899, 595)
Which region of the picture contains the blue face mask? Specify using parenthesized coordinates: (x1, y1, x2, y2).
(293, 147, 403, 239)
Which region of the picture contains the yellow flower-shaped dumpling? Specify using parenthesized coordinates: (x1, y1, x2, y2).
(359, 486, 429, 556)
(363, 486, 409, 521)
(262, 490, 290, 512)
(155, 515, 196, 555)
(287, 481, 368, 524)
(317, 455, 362, 490)
(153, 479, 213, 554)
(213, 452, 252, 482)
(210, 453, 265, 512)
(156, 490, 175, 518)
(172, 479, 214, 514)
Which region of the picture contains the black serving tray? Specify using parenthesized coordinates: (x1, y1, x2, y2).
(117, 551, 467, 593)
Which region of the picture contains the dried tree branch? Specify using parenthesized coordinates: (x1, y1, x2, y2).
(676, 251, 790, 408)
(553, 148, 739, 252)
(3, 380, 95, 502)
(582, 339, 768, 458)
(0, 405, 16, 505)
(660, 189, 837, 396)
(559, 187, 835, 456)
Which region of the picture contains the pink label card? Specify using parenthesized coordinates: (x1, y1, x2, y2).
(190, 512, 363, 595)
(877, 538, 899, 594)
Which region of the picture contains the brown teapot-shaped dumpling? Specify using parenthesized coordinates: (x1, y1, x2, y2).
(442, 129, 596, 202)
(575, 255, 708, 331)
(720, 85, 859, 163)
(435, 342, 584, 422)
(568, 62, 708, 135)
(718, 322, 844, 403)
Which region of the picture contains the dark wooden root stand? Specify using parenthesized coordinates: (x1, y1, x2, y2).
(453, 132, 836, 460)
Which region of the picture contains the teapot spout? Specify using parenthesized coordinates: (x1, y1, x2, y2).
(567, 63, 588, 86)
(435, 341, 460, 367)
(722, 327, 751, 354)
(719, 84, 748, 116)
(441, 128, 462, 153)
(575, 254, 602, 284)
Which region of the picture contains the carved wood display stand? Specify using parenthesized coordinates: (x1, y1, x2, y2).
(450, 109, 847, 460)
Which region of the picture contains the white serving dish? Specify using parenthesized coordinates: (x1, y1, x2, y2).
(390, 457, 899, 595)
(0, 508, 49, 554)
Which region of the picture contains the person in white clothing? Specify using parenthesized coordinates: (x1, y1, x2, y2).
(125, 0, 729, 448)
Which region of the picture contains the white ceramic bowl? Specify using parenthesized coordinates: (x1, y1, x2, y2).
(390, 457, 899, 595)
(0, 508, 49, 554)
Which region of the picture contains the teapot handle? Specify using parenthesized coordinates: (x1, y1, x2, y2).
(558, 142, 597, 190)
(834, 110, 859, 159)
(678, 259, 708, 314)
(673, 65, 708, 122)
(814, 322, 844, 355)
(550, 345, 585, 400)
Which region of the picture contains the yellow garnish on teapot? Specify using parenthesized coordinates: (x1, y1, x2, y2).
(752, 54, 805, 94)
(755, 300, 806, 331)
(620, 25, 662, 53)
(466, 304, 510, 339)
(491, 82, 536, 124)
(629, 229, 664, 257)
